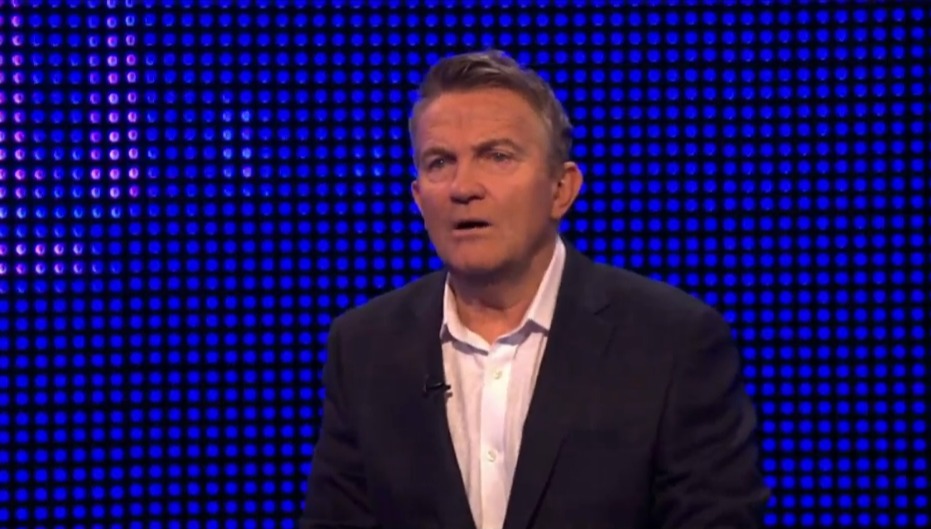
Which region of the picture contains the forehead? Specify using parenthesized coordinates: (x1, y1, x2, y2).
(414, 88, 547, 146)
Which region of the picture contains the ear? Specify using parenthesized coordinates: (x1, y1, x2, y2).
(411, 178, 424, 216)
(550, 161, 583, 220)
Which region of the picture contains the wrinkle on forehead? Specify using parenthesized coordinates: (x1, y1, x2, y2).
(414, 89, 546, 152)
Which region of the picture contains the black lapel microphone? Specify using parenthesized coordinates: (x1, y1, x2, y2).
(422, 374, 451, 397)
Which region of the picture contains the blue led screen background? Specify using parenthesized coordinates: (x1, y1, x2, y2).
(1, 1, 928, 528)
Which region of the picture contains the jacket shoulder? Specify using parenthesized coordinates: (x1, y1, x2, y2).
(330, 270, 444, 332)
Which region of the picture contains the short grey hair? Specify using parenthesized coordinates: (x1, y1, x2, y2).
(409, 49, 573, 168)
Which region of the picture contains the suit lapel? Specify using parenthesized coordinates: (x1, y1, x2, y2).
(502, 245, 616, 529)
(393, 273, 476, 529)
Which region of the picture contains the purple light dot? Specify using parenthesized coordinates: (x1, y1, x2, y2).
(128, 148, 139, 159)
(92, 262, 104, 274)
(14, 131, 25, 142)
(108, 72, 120, 84)
(128, 168, 139, 179)
(0, 245, 6, 256)
(126, 93, 138, 104)
(90, 92, 102, 104)
(0, 263, 6, 275)
(73, 244, 84, 255)
(90, 131, 102, 142)
(90, 111, 101, 123)
(108, 131, 120, 142)
(34, 169, 45, 180)
(91, 149, 102, 160)
(15, 188, 26, 199)
(126, 72, 137, 83)
(54, 263, 66, 274)
(73, 262, 84, 274)
(90, 168, 102, 180)
(35, 244, 46, 256)
(127, 130, 138, 141)
(107, 36, 119, 47)
(109, 168, 120, 180)
(15, 244, 27, 256)
(13, 73, 25, 84)
(108, 112, 120, 123)
(126, 55, 137, 66)
(90, 72, 101, 83)
(35, 263, 46, 274)
(127, 111, 138, 122)
(110, 188, 120, 198)
(107, 55, 118, 67)
(129, 186, 140, 198)
(109, 149, 120, 160)
(14, 110, 25, 122)
(15, 263, 27, 275)
(15, 149, 25, 161)
(0, 189, 5, 198)
(108, 94, 119, 105)
(54, 244, 65, 256)
(107, 16, 118, 29)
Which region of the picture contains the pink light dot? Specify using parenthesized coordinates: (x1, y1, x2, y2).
(109, 168, 120, 180)
(35, 244, 45, 256)
(109, 131, 120, 142)
(91, 168, 102, 180)
(109, 112, 120, 123)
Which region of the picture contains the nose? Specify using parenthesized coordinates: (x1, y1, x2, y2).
(448, 161, 486, 203)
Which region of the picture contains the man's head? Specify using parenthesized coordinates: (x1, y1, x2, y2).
(409, 50, 584, 281)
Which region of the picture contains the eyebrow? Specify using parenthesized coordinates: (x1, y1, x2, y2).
(417, 138, 525, 165)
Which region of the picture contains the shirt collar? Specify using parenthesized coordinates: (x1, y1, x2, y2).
(440, 236, 567, 341)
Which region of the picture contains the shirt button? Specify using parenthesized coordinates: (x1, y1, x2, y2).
(486, 450, 497, 462)
(493, 369, 503, 380)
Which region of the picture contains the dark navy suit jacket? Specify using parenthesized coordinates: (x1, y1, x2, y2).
(300, 242, 770, 529)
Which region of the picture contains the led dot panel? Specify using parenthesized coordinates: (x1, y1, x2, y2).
(1, 2, 928, 528)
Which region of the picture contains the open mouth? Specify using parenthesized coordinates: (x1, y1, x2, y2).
(454, 220, 491, 231)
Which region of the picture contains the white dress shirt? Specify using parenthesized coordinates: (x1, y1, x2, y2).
(440, 237, 567, 529)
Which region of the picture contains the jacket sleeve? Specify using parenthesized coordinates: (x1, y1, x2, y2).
(651, 308, 772, 528)
(299, 316, 380, 529)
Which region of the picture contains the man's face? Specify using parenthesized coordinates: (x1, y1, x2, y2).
(411, 87, 580, 280)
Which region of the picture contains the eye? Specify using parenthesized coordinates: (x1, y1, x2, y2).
(489, 151, 512, 162)
(426, 157, 448, 170)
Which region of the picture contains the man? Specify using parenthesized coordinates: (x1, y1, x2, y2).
(300, 49, 770, 529)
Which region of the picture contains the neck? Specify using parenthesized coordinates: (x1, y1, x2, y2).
(448, 235, 558, 340)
